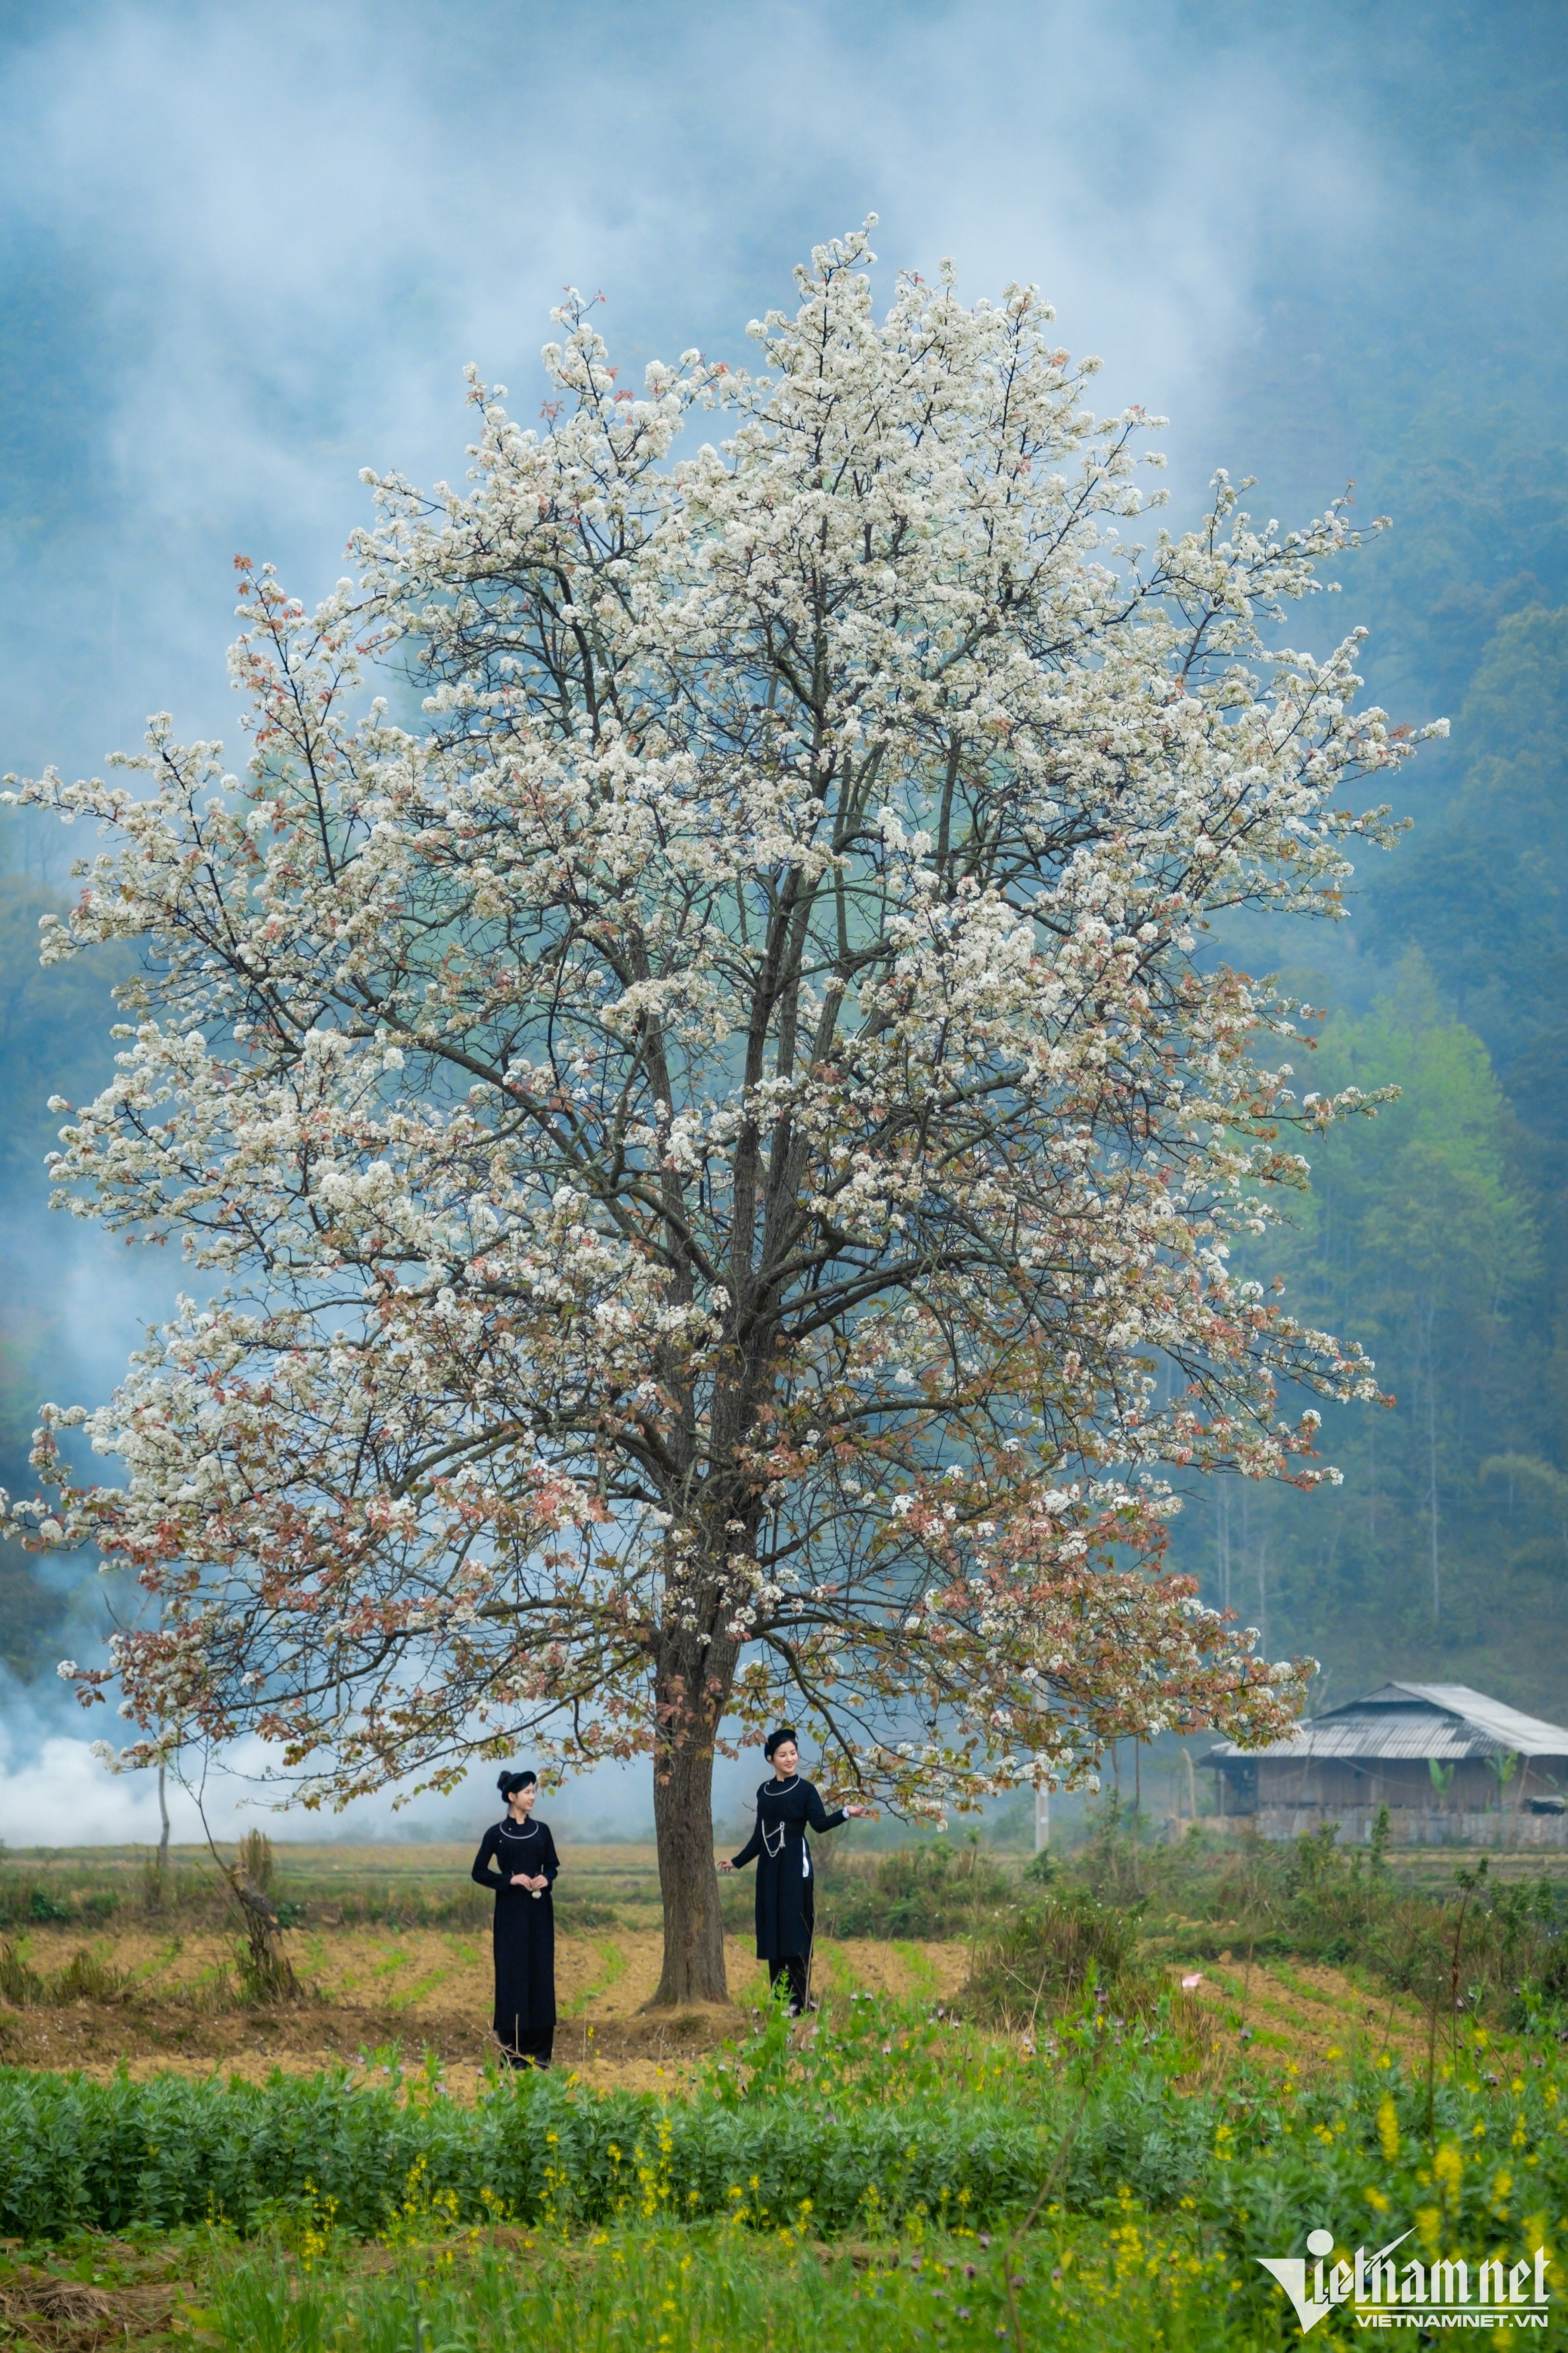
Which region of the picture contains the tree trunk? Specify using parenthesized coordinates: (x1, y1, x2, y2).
(647, 1633, 735, 2007)
(227, 1868, 299, 2002)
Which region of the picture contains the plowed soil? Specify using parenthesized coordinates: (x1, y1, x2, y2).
(1170, 1952, 1435, 2077)
(0, 1925, 973, 2096)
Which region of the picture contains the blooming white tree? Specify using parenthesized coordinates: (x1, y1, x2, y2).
(9, 229, 1431, 2003)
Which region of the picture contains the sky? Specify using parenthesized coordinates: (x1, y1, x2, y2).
(7, 0, 1542, 776)
(0, 0, 1561, 1842)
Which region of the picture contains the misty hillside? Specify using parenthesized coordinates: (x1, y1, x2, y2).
(1, 0, 1565, 1723)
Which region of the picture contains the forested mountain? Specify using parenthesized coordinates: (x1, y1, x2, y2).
(1124, 0, 1568, 1707)
(1186, 603, 1568, 1710)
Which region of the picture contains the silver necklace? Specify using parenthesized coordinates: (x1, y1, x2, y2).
(761, 1774, 799, 1858)
(501, 1817, 538, 1839)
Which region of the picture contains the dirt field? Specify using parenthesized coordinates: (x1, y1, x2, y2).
(0, 1837, 977, 2093)
(0, 1931, 1436, 2093)
(1169, 1952, 1437, 2077)
(0, 1837, 1455, 2095)
(0, 1925, 971, 2095)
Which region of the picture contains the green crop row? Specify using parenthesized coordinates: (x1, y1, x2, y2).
(0, 1995, 1564, 2283)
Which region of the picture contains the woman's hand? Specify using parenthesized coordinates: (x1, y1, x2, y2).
(509, 1872, 529, 1886)
(843, 1804, 872, 1818)
(717, 1858, 734, 1874)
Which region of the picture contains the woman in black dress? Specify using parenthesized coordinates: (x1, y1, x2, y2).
(470, 1769, 560, 2067)
(720, 1728, 868, 2013)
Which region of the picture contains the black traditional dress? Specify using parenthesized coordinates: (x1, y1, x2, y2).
(729, 1776, 848, 2011)
(471, 1814, 561, 2065)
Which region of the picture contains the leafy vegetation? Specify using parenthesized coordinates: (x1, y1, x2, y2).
(0, 1823, 1565, 2344)
(198, 2227, 1225, 2353)
(0, 1981, 1559, 2243)
(811, 1839, 1018, 1942)
(0, 1989, 1563, 2348)
(966, 1894, 1155, 2030)
(1055, 1804, 1568, 2036)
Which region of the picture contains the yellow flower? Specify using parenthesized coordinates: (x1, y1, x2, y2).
(1434, 2145, 1463, 2198)
(1376, 2097, 1400, 2162)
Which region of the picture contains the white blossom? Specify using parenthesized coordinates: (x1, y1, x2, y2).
(6, 229, 1430, 1994)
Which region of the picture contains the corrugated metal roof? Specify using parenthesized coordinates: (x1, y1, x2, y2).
(1202, 1681, 1568, 1765)
(1355, 1683, 1568, 1755)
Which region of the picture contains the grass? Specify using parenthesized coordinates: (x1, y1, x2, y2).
(5, 1810, 1567, 2068)
(0, 1840, 632, 1938)
(0, 1987, 1561, 2237)
(197, 2220, 1240, 2352)
(563, 1938, 629, 2019)
(7, 1812, 1565, 2028)
(1059, 1801, 1568, 2035)
(0, 1934, 138, 2007)
(809, 1839, 1019, 1942)
(966, 1893, 1155, 2030)
(0, 2213, 1262, 2352)
(5, 1811, 1567, 2093)
(3, 1816, 1568, 2346)
(0, 1987, 1563, 2348)
(890, 1939, 940, 1997)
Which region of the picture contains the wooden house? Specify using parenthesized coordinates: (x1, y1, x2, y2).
(1200, 1681, 1568, 1845)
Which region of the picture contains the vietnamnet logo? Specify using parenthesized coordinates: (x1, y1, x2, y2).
(1259, 2227, 1553, 2332)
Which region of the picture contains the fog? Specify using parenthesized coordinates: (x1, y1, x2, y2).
(0, 1696, 676, 1848)
(0, 0, 1561, 1837)
(0, 0, 1432, 776)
